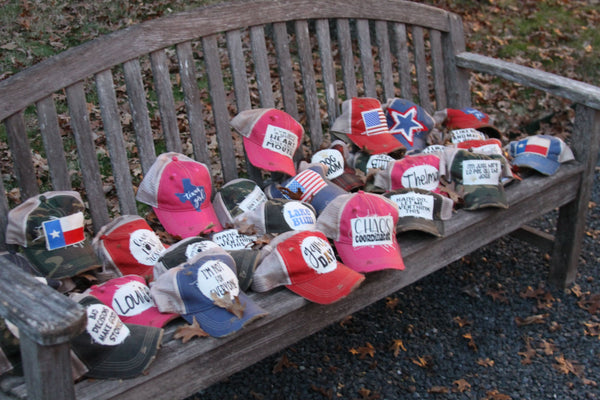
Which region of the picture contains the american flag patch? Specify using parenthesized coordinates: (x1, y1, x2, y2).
(284, 169, 327, 202)
(362, 109, 388, 136)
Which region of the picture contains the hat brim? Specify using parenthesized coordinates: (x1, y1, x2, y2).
(333, 240, 405, 273)
(285, 262, 365, 304)
(348, 134, 404, 155)
(118, 309, 180, 328)
(331, 171, 365, 192)
(396, 217, 444, 237)
(243, 136, 297, 176)
(309, 183, 348, 215)
(461, 184, 508, 210)
(228, 249, 262, 292)
(181, 291, 267, 338)
(154, 205, 223, 239)
(512, 153, 559, 176)
(23, 241, 100, 279)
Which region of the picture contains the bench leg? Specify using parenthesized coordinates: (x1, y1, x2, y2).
(549, 105, 600, 287)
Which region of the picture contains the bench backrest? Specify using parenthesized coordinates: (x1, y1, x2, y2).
(0, 0, 471, 249)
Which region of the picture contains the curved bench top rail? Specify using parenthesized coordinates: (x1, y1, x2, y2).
(0, 0, 452, 121)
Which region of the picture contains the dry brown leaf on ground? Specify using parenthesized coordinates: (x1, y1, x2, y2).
(453, 378, 471, 393)
(272, 353, 297, 374)
(514, 313, 548, 326)
(390, 339, 406, 357)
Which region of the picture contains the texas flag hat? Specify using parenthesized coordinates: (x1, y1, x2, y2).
(230, 108, 304, 176)
(136, 152, 223, 238)
(251, 230, 365, 304)
(383, 98, 434, 151)
(316, 191, 405, 273)
(331, 97, 404, 154)
(506, 134, 574, 176)
(85, 275, 178, 328)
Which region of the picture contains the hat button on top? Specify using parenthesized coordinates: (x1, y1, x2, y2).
(172, 156, 179, 162)
(39, 195, 47, 202)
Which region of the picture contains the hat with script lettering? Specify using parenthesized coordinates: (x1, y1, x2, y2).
(136, 152, 223, 238)
(70, 295, 163, 379)
(150, 249, 267, 337)
(373, 154, 442, 194)
(331, 97, 404, 154)
(153, 236, 259, 291)
(213, 178, 268, 228)
(444, 108, 502, 139)
(231, 108, 304, 176)
(316, 191, 405, 273)
(383, 188, 454, 237)
(264, 165, 347, 215)
(440, 148, 512, 210)
(5, 191, 101, 279)
(383, 98, 435, 151)
(506, 134, 574, 176)
(209, 228, 257, 251)
(252, 230, 365, 304)
(351, 152, 396, 174)
(241, 198, 317, 235)
(92, 215, 168, 280)
(85, 275, 178, 328)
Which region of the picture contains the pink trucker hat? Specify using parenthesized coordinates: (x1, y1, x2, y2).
(85, 275, 179, 328)
(373, 154, 442, 194)
(251, 230, 365, 304)
(136, 152, 223, 238)
(316, 191, 405, 273)
(331, 97, 404, 155)
(230, 108, 304, 176)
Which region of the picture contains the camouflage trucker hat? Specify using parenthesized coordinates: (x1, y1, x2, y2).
(5, 191, 101, 279)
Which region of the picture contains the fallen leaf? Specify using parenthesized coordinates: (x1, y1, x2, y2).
(428, 386, 449, 394)
(453, 316, 472, 328)
(538, 339, 556, 356)
(411, 355, 430, 368)
(390, 339, 406, 357)
(310, 384, 333, 399)
(211, 292, 246, 318)
(453, 378, 471, 392)
(462, 332, 478, 351)
(272, 353, 297, 374)
(339, 315, 353, 327)
(173, 317, 209, 343)
(518, 337, 536, 365)
(515, 314, 548, 326)
(483, 389, 512, 400)
(354, 342, 375, 359)
(577, 294, 600, 314)
(477, 358, 495, 367)
(554, 354, 584, 377)
(486, 289, 508, 303)
(385, 297, 399, 310)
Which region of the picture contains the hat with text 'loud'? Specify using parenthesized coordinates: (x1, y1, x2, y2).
(251, 230, 365, 304)
(136, 152, 223, 238)
(316, 191, 404, 273)
(5, 191, 101, 279)
(231, 108, 304, 176)
(85, 275, 178, 328)
(150, 249, 267, 337)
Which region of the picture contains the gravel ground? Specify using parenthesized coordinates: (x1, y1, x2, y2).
(193, 167, 600, 400)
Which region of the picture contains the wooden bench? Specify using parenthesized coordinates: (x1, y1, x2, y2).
(1, 0, 599, 399)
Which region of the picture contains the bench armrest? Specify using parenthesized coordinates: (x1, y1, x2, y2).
(0, 256, 86, 346)
(455, 52, 600, 110)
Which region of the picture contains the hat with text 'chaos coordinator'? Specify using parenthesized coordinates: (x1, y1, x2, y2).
(230, 108, 304, 176)
(5, 191, 101, 279)
(136, 152, 223, 238)
(316, 191, 405, 273)
(251, 230, 365, 304)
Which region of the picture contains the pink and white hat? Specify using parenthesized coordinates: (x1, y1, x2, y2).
(230, 108, 304, 176)
(331, 97, 404, 155)
(85, 275, 179, 328)
(316, 191, 405, 273)
(136, 152, 223, 238)
(373, 154, 442, 194)
(251, 230, 365, 304)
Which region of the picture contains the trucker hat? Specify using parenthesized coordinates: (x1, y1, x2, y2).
(444, 107, 502, 139)
(241, 198, 317, 235)
(212, 178, 268, 227)
(506, 134, 574, 176)
(383, 98, 435, 151)
(373, 154, 442, 194)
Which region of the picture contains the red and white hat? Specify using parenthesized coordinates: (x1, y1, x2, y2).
(316, 191, 405, 273)
(251, 230, 365, 304)
(85, 275, 179, 328)
(230, 108, 304, 176)
(374, 154, 442, 194)
(331, 97, 404, 155)
(136, 152, 223, 238)
(93, 215, 168, 280)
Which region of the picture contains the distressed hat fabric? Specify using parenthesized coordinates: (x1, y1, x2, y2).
(444, 108, 502, 139)
(456, 138, 504, 156)
(264, 165, 347, 215)
(331, 97, 404, 154)
(93, 215, 168, 280)
(150, 249, 267, 337)
(70, 295, 163, 379)
(241, 199, 317, 236)
(383, 188, 454, 237)
(351, 152, 396, 174)
(506, 134, 574, 176)
(383, 98, 434, 151)
(5, 191, 101, 279)
(136, 152, 223, 238)
(251, 230, 365, 304)
(328, 142, 365, 192)
(85, 275, 178, 328)
(316, 191, 405, 273)
(373, 154, 442, 194)
(230, 108, 304, 176)
(213, 178, 268, 228)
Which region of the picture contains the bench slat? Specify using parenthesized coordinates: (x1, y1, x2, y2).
(413, 26, 432, 113)
(336, 19, 358, 99)
(36, 96, 71, 191)
(316, 19, 339, 127)
(273, 22, 300, 121)
(250, 26, 275, 109)
(4, 112, 39, 200)
(376, 20, 396, 101)
(442, 14, 470, 108)
(357, 19, 377, 98)
(203, 35, 238, 183)
(393, 23, 412, 99)
(123, 59, 157, 175)
(430, 29, 447, 110)
(150, 49, 183, 154)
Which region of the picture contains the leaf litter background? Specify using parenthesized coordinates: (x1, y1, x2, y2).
(1, 0, 600, 399)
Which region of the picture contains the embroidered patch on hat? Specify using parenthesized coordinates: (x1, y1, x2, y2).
(42, 212, 86, 250)
(311, 149, 345, 179)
